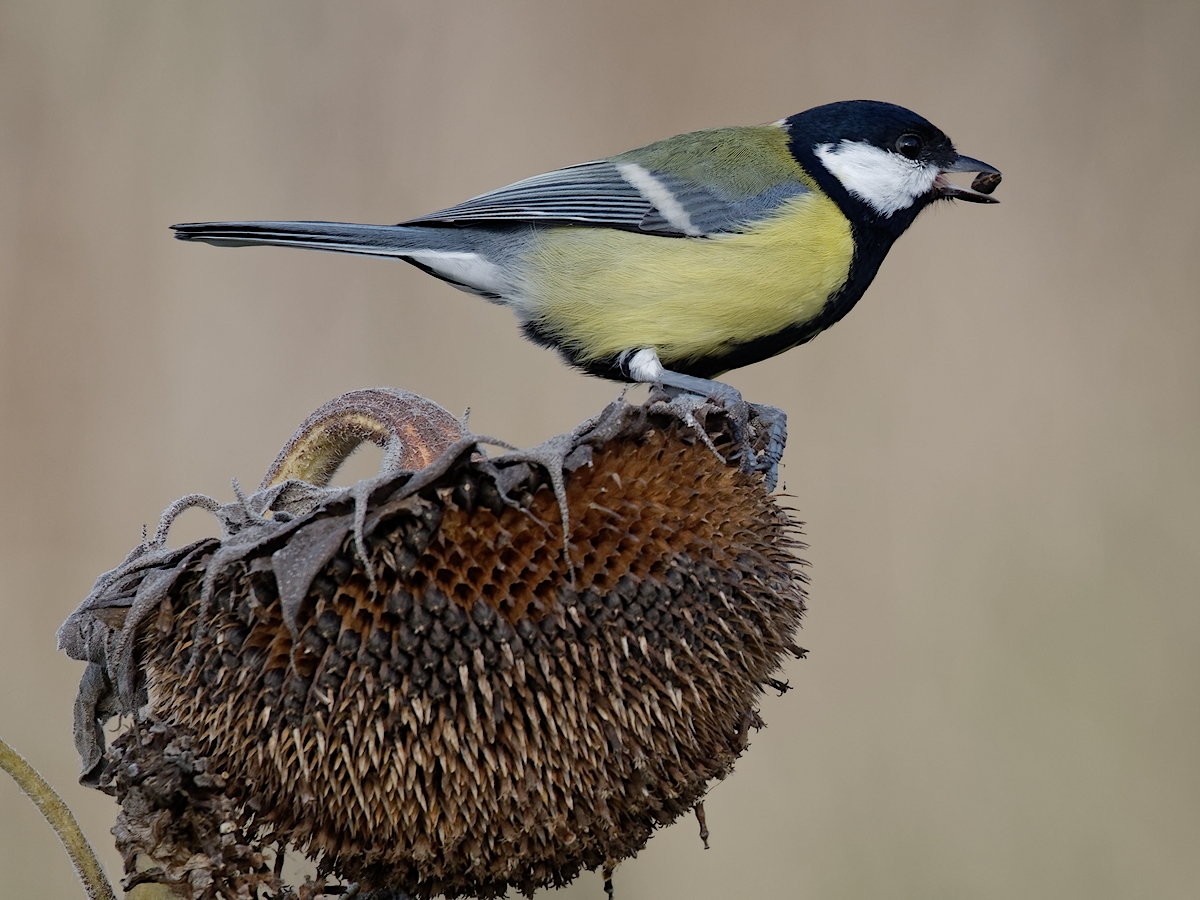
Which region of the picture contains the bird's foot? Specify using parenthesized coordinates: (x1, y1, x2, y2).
(625, 351, 785, 490)
(748, 402, 787, 492)
(654, 383, 786, 492)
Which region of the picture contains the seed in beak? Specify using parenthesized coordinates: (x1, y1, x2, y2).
(971, 172, 1002, 195)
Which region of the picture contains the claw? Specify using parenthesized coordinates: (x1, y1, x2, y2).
(717, 396, 759, 475)
(654, 388, 786, 492)
(748, 403, 787, 492)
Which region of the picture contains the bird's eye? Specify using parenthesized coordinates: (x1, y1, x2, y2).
(896, 133, 923, 160)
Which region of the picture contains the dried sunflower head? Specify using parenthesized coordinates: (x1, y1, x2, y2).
(60, 389, 807, 899)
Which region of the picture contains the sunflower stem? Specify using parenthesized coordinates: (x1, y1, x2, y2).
(0, 733, 117, 900)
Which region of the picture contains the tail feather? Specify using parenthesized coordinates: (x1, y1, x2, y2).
(173, 220, 513, 300)
(171, 221, 418, 258)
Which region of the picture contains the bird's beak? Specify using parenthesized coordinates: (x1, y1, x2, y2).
(935, 154, 1002, 204)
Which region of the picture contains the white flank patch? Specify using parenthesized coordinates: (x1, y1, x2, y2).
(814, 141, 940, 217)
(404, 250, 506, 295)
(624, 347, 666, 382)
(615, 161, 702, 236)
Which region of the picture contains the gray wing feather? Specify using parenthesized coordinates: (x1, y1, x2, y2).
(637, 175, 809, 236)
(406, 160, 809, 237)
(406, 161, 651, 229)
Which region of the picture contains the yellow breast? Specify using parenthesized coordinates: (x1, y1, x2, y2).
(517, 191, 854, 366)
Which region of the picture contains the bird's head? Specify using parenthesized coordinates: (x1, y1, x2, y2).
(785, 100, 1000, 225)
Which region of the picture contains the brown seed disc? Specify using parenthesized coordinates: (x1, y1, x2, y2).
(68, 399, 807, 899)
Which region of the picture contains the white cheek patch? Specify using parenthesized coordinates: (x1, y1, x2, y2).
(814, 141, 940, 217)
(404, 250, 507, 295)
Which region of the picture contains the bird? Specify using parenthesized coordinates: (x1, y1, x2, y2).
(174, 100, 999, 487)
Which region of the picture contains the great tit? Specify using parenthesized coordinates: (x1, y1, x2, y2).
(174, 100, 999, 485)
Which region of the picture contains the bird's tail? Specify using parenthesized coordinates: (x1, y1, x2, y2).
(171, 221, 425, 259)
(173, 220, 512, 300)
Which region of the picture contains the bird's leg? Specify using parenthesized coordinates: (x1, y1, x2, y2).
(622, 348, 786, 491)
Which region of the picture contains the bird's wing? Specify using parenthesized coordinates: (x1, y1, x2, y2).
(407, 161, 652, 230)
(406, 126, 811, 237)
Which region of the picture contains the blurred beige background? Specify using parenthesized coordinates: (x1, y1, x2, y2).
(2, 2, 1198, 898)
